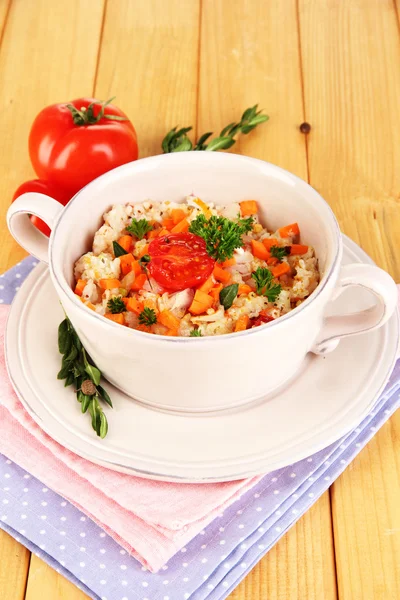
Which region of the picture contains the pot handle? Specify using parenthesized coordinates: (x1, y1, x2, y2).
(7, 193, 64, 264)
(311, 263, 398, 355)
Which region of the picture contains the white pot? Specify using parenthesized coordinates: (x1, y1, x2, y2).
(7, 152, 398, 412)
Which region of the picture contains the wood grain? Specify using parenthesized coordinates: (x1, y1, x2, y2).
(199, 2, 337, 598)
(0, 530, 30, 600)
(299, 1, 400, 598)
(229, 492, 337, 600)
(0, 0, 106, 272)
(25, 555, 89, 600)
(95, 0, 200, 158)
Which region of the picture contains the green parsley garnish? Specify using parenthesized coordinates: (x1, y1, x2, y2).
(139, 254, 151, 273)
(252, 267, 282, 302)
(190, 329, 203, 337)
(189, 214, 253, 262)
(138, 307, 157, 326)
(126, 218, 153, 240)
(107, 297, 126, 314)
(270, 245, 290, 261)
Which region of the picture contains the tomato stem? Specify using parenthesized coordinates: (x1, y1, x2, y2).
(66, 97, 128, 126)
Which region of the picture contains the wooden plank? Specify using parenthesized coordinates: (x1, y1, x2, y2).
(0, 529, 30, 600)
(95, 0, 200, 158)
(25, 555, 89, 600)
(200, 2, 337, 599)
(299, 1, 400, 598)
(0, 0, 106, 272)
(229, 493, 337, 600)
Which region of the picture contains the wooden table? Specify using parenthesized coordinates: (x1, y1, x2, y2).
(0, 1, 399, 598)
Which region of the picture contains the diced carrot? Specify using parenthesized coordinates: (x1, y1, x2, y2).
(262, 238, 281, 250)
(131, 273, 147, 291)
(213, 264, 231, 284)
(209, 284, 223, 304)
(239, 200, 258, 216)
(238, 284, 252, 295)
(189, 290, 214, 315)
(271, 262, 291, 277)
(138, 244, 149, 258)
(105, 313, 125, 325)
(290, 244, 308, 255)
(78, 296, 95, 310)
(120, 253, 137, 276)
(221, 257, 236, 268)
(117, 235, 133, 252)
(198, 276, 214, 293)
(267, 257, 279, 266)
(99, 278, 121, 290)
(165, 328, 178, 337)
(158, 228, 171, 237)
(193, 198, 212, 219)
(162, 217, 175, 230)
(136, 324, 152, 333)
(171, 208, 186, 225)
(125, 297, 144, 314)
(147, 229, 160, 240)
(251, 239, 270, 261)
(278, 223, 300, 239)
(74, 279, 86, 296)
(144, 298, 158, 313)
(171, 218, 189, 234)
(158, 310, 181, 330)
(235, 314, 250, 332)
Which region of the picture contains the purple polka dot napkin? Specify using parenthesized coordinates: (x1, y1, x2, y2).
(0, 257, 399, 600)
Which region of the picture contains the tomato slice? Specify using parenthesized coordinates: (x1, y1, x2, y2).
(148, 233, 214, 291)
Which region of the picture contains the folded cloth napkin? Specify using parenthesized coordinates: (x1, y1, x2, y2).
(0, 258, 399, 600)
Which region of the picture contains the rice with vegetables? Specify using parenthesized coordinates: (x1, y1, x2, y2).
(74, 196, 320, 337)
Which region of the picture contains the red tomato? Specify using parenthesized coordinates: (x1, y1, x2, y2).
(251, 313, 275, 328)
(29, 98, 138, 195)
(12, 179, 70, 237)
(148, 233, 215, 291)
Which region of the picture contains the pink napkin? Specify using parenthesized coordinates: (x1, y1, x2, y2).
(0, 305, 261, 571)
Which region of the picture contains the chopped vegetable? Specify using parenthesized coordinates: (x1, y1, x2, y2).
(162, 217, 175, 230)
(125, 297, 144, 314)
(189, 214, 253, 262)
(190, 329, 203, 337)
(198, 276, 214, 293)
(120, 253, 142, 276)
(278, 223, 300, 239)
(240, 200, 258, 216)
(131, 273, 147, 291)
(290, 244, 308, 255)
(271, 262, 290, 277)
(219, 283, 239, 310)
(158, 309, 181, 330)
(171, 208, 186, 225)
(270, 245, 290, 261)
(221, 257, 236, 268)
(251, 239, 270, 261)
(188, 290, 214, 315)
(105, 313, 125, 325)
(99, 278, 121, 290)
(74, 279, 86, 296)
(262, 238, 281, 250)
(209, 283, 223, 304)
(238, 283, 252, 295)
(235, 314, 249, 332)
(139, 307, 157, 326)
(252, 267, 282, 302)
(126, 218, 153, 240)
(117, 235, 133, 252)
(107, 297, 126, 314)
(113, 240, 128, 257)
(213, 264, 232, 284)
(171, 218, 189, 234)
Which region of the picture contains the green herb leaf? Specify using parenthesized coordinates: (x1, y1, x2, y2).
(64, 373, 75, 387)
(270, 245, 290, 261)
(219, 283, 239, 310)
(251, 267, 282, 302)
(57, 363, 71, 380)
(189, 214, 254, 262)
(138, 307, 157, 326)
(113, 241, 128, 257)
(161, 126, 193, 153)
(65, 343, 78, 363)
(107, 296, 126, 314)
(97, 385, 113, 408)
(58, 319, 71, 354)
(81, 394, 91, 413)
(99, 412, 108, 439)
(189, 329, 203, 337)
(126, 218, 153, 240)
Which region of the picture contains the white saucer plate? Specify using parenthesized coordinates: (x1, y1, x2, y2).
(5, 236, 399, 482)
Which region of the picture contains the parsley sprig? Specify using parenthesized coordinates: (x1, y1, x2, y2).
(57, 317, 112, 438)
(139, 307, 157, 326)
(190, 329, 203, 337)
(189, 214, 253, 262)
(270, 245, 290, 261)
(252, 267, 282, 302)
(107, 297, 126, 314)
(126, 218, 153, 240)
(162, 105, 269, 153)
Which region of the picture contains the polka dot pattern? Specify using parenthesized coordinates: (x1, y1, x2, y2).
(0, 258, 398, 600)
